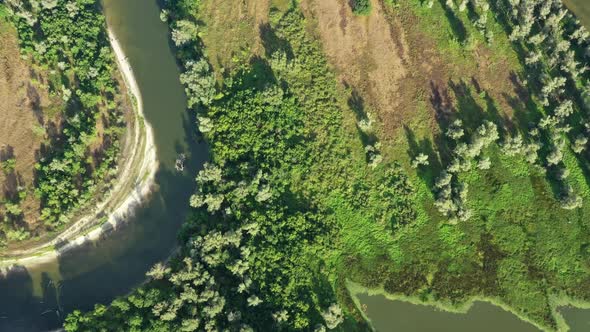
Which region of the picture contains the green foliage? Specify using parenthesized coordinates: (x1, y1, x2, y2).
(66, 1, 590, 332)
(66, 1, 413, 331)
(3, 0, 125, 227)
(5, 228, 30, 241)
(351, 0, 371, 15)
(4, 202, 22, 216)
(0, 158, 16, 174)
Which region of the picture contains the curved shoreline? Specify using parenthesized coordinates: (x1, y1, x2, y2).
(0, 27, 158, 271)
(347, 281, 586, 332)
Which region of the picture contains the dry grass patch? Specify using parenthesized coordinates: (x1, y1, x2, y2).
(0, 20, 63, 229)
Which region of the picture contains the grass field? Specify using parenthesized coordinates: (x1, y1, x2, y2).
(173, 0, 590, 329)
(65, 0, 590, 330)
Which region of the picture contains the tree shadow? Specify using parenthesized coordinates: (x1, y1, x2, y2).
(26, 82, 45, 126)
(0, 145, 15, 163)
(346, 86, 380, 165)
(404, 126, 443, 189)
(448, 79, 506, 133)
(438, 0, 467, 43)
(429, 80, 454, 124)
(347, 87, 377, 144)
(0, 266, 58, 331)
(486, 1, 530, 69)
(0, 145, 19, 199)
(477, 232, 505, 294)
(428, 80, 456, 163)
(259, 22, 294, 60)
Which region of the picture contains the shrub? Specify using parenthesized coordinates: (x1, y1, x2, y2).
(350, 0, 371, 15)
(0, 158, 16, 173)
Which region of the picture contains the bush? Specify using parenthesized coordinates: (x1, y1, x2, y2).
(350, 0, 371, 15)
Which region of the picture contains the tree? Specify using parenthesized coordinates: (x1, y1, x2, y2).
(477, 157, 491, 170)
(0, 158, 16, 173)
(171, 20, 199, 46)
(247, 295, 262, 307)
(351, 0, 371, 15)
(547, 143, 564, 165)
(561, 186, 583, 210)
(321, 304, 344, 330)
(572, 135, 588, 154)
(146, 263, 171, 280)
(180, 59, 216, 107)
(446, 119, 464, 140)
(411, 153, 429, 168)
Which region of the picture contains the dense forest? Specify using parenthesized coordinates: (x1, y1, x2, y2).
(0, 0, 126, 244)
(58, 0, 590, 331)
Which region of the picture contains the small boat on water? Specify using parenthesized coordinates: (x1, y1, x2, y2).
(175, 153, 186, 172)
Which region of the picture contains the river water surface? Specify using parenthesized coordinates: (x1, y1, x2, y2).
(0, 0, 206, 330)
(2, 0, 590, 331)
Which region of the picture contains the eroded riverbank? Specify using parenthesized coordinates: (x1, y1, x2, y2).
(0, 0, 207, 329)
(0, 27, 158, 270)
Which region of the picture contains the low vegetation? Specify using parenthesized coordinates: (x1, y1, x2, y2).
(0, 0, 127, 245)
(65, 0, 590, 331)
(350, 0, 372, 15)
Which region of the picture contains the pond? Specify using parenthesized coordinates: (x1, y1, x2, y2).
(356, 291, 590, 332)
(356, 292, 541, 332)
(0, 0, 207, 330)
(1, 0, 590, 331)
(564, 0, 590, 28)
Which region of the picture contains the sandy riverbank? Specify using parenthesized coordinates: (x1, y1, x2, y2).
(0, 27, 158, 271)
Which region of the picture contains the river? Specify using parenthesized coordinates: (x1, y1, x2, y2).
(1, 0, 590, 331)
(0, 0, 206, 330)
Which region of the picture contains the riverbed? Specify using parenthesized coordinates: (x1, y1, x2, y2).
(0, 0, 206, 330)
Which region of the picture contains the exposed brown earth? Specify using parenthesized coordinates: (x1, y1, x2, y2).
(0, 21, 62, 227)
(0, 20, 132, 243)
(302, 0, 411, 135)
(302, 0, 526, 142)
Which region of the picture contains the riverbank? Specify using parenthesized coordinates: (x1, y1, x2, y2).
(0, 26, 158, 271)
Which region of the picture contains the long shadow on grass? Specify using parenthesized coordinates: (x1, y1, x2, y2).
(486, 1, 531, 70)
(405, 126, 442, 189)
(501, 71, 544, 134)
(259, 22, 294, 60)
(347, 87, 379, 148)
(448, 79, 507, 134)
(437, 0, 467, 43)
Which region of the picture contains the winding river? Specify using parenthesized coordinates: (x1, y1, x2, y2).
(1, 0, 590, 331)
(0, 0, 206, 330)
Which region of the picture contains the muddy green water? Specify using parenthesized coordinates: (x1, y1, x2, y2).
(357, 291, 590, 332)
(357, 293, 541, 332)
(358, 3, 590, 332)
(0, 0, 207, 330)
(1, 0, 590, 331)
(565, 0, 590, 28)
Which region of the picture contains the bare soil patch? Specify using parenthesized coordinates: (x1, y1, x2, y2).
(0, 20, 131, 244)
(302, 0, 411, 135)
(0, 21, 62, 228)
(302, 0, 526, 142)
